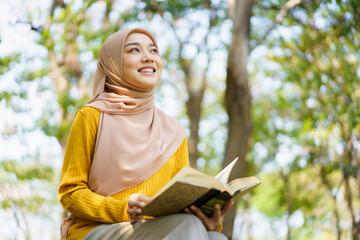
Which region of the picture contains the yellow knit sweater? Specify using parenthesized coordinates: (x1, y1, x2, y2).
(58, 107, 189, 240)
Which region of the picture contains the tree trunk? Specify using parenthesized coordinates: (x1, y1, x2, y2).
(282, 172, 292, 240)
(340, 126, 360, 240)
(186, 87, 204, 168)
(177, 31, 211, 168)
(320, 165, 342, 240)
(222, 0, 253, 238)
(244, 199, 253, 240)
(344, 176, 360, 240)
(184, 61, 208, 168)
(178, 56, 203, 168)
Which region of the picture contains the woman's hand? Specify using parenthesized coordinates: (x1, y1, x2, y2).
(184, 200, 234, 231)
(126, 194, 153, 224)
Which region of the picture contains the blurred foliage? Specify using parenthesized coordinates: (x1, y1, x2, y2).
(0, 55, 19, 74)
(249, 0, 360, 238)
(0, 55, 24, 107)
(1, 160, 55, 181)
(0, 158, 58, 238)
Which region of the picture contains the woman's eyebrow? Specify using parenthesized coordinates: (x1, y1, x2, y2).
(125, 42, 139, 47)
(125, 42, 157, 48)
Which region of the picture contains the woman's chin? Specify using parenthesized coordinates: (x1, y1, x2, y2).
(133, 80, 159, 90)
(131, 76, 159, 89)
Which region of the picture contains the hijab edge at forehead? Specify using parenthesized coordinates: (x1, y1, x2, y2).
(120, 28, 158, 49)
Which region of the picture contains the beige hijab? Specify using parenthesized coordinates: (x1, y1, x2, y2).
(85, 28, 185, 196)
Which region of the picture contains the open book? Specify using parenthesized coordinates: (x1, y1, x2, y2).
(142, 158, 262, 218)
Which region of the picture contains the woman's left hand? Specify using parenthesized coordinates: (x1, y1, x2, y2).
(127, 194, 153, 224)
(184, 200, 234, 231)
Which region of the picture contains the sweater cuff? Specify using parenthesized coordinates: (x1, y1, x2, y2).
(217, 222, 223, 232)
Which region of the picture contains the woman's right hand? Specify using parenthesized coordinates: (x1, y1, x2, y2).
(126, 194, 153, 224)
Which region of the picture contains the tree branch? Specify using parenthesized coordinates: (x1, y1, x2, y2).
(50, 0, 67, 17)
(102, 0, 114, 28)
(249, 0, 302, 53)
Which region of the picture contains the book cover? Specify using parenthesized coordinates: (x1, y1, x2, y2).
(142, 158, 261, 217)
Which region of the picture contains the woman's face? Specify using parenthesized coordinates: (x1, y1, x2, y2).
(123, 33, 162, 90)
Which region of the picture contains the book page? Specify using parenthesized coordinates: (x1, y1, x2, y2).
(152, 166, 226, 199)
(180, 171, 225, 192)
(214, 157, 239, 185)
(230, 183, 260, 202)
(227, 176, 262, 195)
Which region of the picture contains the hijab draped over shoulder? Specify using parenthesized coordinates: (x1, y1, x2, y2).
(85, 28, 185, 196)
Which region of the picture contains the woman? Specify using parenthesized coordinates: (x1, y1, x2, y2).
(58, 28, 233, 240)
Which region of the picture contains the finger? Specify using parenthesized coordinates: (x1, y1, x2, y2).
(138, 195, 153, 203)
(129, 212, 143, 222)
(190, 205, 209, 223)
(129, 193, 142, 201)
(212, 203, 222, 221)
(129, 215, 139, 224)
(133, 214, 142, 221)
(127, 207, 142, 215)
(130, 194, 153, 203)
(128, 199, 145, 208)
(129, 214, 134, 223)
(221, 200, 234, 217)
(184, 208, 193, 215)
(134, 215, 143, 223)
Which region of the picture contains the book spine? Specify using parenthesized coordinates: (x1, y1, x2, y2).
(189, 188, 220, 210)
(188, 189, 232, 218)
(198, 192, 232, 217)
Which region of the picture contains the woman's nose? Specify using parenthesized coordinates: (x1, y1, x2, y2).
(142, 51, 154, 63)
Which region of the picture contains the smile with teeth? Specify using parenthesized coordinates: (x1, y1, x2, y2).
(138, 68, 155, 73)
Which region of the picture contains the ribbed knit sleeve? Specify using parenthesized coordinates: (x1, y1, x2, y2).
(58, 107, 127, 223)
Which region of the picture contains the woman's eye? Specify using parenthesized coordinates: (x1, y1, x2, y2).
(150, 48, 158, 54)
(130, 48, 140, 53)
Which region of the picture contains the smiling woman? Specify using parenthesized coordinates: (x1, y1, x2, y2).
(58, 28, 232, 240)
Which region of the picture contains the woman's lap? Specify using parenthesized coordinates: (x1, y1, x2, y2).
(82, 214, 227, 240)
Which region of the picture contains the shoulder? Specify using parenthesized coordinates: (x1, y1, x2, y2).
(76, 107, 101, 123)
(72, 107, 101, 131)
(78, 106, 101, 118)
